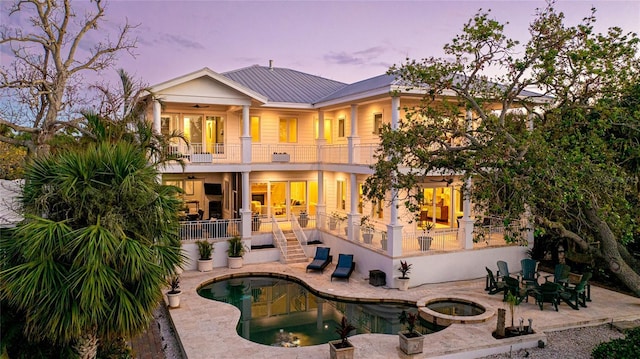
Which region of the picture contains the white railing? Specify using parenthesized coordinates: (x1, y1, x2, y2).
(179, 218, 242, 241)
(165, 143, 241, 163)
(290, 214, 309, 258)
(251, 144, 317, 163)
(472, 218, 528, 247)
(354, 143, 378, 166)
(321, 145, 349, 164)
(402, 228, 461, 252)
(271, 217, 288, 260)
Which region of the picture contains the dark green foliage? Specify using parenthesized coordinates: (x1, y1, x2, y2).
(334, 316, 356, 346)
(592, 327, 640, 359)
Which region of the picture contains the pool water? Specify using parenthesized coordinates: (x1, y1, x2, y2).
(198, 275, 446, 347)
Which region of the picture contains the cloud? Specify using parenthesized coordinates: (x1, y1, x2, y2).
(324, 46, 392, 66)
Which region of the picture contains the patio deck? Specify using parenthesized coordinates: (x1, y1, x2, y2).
(163, 262, 640, 359)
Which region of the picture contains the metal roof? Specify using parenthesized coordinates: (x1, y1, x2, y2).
(222, 65, 347, 103)
(0, 180, 22, 227)
(317, 74, 399, 103)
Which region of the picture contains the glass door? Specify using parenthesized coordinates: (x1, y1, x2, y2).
(205, 116, 224, 154)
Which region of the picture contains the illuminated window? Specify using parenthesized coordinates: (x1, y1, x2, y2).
(251, 116, 260, 142)
(338, 118, 345, 137)
(373, 113, 383, 134)
(279, 118, 297, 143)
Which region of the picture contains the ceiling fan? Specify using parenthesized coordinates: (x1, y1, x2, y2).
(192, 104, 209, 108)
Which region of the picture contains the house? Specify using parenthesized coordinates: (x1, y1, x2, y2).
(148, 62, 531, 286)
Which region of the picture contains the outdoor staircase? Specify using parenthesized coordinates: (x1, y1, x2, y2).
(282, 230, 308, 264)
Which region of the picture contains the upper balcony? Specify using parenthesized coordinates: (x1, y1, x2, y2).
(163, 142, 379, 167)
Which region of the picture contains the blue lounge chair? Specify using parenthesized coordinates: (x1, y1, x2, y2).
(331, 254, 355, 282)
(306, 247, 332, 273)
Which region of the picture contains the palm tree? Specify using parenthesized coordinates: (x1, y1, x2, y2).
(0, 141, 184, 358)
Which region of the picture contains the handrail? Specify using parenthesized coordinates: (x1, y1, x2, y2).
(290, 214, 309, 258)
(271, 217, 287, 260)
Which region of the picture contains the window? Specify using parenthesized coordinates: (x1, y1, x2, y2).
(314, 118, 332, 143)
(338, 118, 345, 138)
(251, 116, 260, 142)
(184, 115, 203, 151)
(373, 113, 383, 134)
(279, 118, 297, 143)
(337, 180, 346, 210)
(161, 114, 179, 136)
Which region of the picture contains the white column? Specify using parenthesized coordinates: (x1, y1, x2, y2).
(241, 105, 251, 164)
(241, 171, 252, 240)
(153, 100, 161, 134)
(317, 170, 325, 229)
(391, 96, 400, 130)
(348, 105, 359, 164)
(347, 173, 360, 241)
(388, 97, 403, 255)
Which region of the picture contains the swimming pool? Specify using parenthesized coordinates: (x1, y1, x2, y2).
(197, 274, 446, 347)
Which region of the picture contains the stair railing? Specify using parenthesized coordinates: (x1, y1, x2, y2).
(271, 217, 287, 261)
(290, 213, 309, 259)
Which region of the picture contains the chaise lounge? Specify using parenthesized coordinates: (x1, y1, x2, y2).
(331, 254, 355, 282)
(306, 247, 332, 273)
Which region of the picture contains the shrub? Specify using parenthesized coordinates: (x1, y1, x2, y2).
(592, 327, 640, 359)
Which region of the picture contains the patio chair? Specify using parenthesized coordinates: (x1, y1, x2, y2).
(520, 258, 540, 289)
(485, 267, 506, 295)
(503, 276, 528, 304)
(306, 247, 333, 273)
(544, 264, 571, 286)
(530, 281, 561, 311)
(559, 272, 592, 310)
(497, 260, 519, 281)
(331, 254, 356, 282)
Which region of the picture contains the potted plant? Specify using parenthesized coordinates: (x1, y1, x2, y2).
(298, 210, 309, 228)
(380, 232, 388, 250)
(418, 222, 434, 251)
(360, 216, 374, 244)
(329, 211, 346, 230)
(398, 310, 424, 354)
(166, 275, 181, 308)
(227, 236, 245, 269)
(329, 316, 356, 359)
(196, 240, 214, 272)
(396, 260, 412, 291)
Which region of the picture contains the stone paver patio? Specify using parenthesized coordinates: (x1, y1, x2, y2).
(166, 262, 640, 359)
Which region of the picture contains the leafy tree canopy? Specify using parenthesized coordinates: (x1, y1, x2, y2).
(364, 1, 640, 294)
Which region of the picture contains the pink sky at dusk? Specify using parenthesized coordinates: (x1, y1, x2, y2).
(3, 0, 640, 86)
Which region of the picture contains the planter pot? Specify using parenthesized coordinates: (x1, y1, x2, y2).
(329, 218, 338, 230)
(398, 331, 424, 355)
(362, 232, 373, 244)
(329, 340, 354, 359)
(418, 236, 433, 251)
(381, 238, 387, 250)
(167, 291, 181, 308)
(197, 259, 213, 272)
(299, 216, 309, 228)
(228, 256, 243, 269)
(396, 277, 410, 291)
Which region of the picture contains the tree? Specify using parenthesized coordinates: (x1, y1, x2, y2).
(364, 2, 640, 295)
(0, 141, 184, 358)
(0, 0, 135, 156)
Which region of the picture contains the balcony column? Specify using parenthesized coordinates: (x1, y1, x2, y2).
(347, 104, 360, 164)
(347, 173, 360, 241)
(391, 96, 400, 130)
(241, 105, 251, 164)
(152, 100, 161, 134)
(241, 171, 252, 240)
(317, 170, 326, 229)
(459, 108, 475, 249)
(316, 110, 326, 162)
(387, 96, 403, 256)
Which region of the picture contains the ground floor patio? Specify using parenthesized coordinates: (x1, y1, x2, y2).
(163, 261, 640, 359)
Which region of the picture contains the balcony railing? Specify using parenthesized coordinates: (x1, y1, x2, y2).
(251, 144, 317, 163)
(166, 143, 241, 163)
